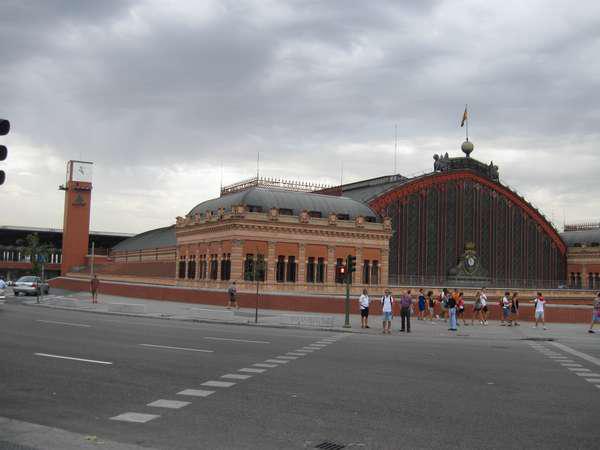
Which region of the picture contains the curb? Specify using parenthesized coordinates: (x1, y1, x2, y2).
(21, 301, 356, 334)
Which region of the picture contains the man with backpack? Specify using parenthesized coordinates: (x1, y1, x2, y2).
(380, 289, 394, 334)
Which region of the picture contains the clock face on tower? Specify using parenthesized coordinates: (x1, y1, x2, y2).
(71, 161, 93, 183)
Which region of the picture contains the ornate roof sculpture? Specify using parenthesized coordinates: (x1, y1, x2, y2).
(561, 222, 600, 247)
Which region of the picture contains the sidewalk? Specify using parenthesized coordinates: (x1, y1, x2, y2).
(19, 288, 598, 340)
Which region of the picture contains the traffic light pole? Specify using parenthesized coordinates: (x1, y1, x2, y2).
(344, 272, 351, 328)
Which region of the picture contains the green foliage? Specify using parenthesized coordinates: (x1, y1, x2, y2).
(16, 233, 54, 276)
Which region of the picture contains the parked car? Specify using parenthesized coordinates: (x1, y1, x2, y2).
(13, 276, 50, 296)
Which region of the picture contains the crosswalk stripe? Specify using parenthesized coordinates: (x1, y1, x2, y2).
(110, 412, 160, 423)
(177, 389, 215, 397)
(201, 380, 236, 388)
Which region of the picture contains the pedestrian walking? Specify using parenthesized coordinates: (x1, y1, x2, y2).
(400, 289, 413, 332)
(417, 288, 426, 320)
(501, 292, 510, 325)
(359, 288, 370, 329)
(0, 277, 6, 299)
(472, 290, 483, 325)
(380, 289, 394, 334)
(589, 292, 600, 333)
(533, 292, 547, 330)
(457, 291, 467, 325)
(508, 292, 520, 326)
(480, 288, 489, 325)
(227, 281, 239, 310)
(448, 289, 458, 331)
(427, 290, 436, 323)
(90, 274, 100, 304)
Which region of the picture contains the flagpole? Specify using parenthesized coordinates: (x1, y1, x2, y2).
(465, 104, 469, 142)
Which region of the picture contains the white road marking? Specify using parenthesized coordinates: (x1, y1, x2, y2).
(287, 352, 306, 356)
(253, 363, 277, 368)
(239, 368, 266, 373)
(139, 344, 213, 353)
(299, 348, 316, 352)
(36, 319, 91, 328)
(576, 372, 600, 377)
(34, 353, 112, 365)
(204, 337, 270, 344)
(276, 356, 298, 360)
(177, 389, 215, 397)
(265, 359, 289, 364)
(584, 378, 600, 383)
(568, 368, 591, 372)
(147, 399, 190, 409)
(110, 412, 160, 423)
(201, 380, 236, 388)
(551, 342, 600, 368)
(222, 373, 252, 380)
(560, 363, 583, 367)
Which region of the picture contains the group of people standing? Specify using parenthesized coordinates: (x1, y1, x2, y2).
(358, 287, 550, 333)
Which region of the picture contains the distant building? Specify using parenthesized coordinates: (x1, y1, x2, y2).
(561, 223, 600, 289)
(0, 225, 132, 281)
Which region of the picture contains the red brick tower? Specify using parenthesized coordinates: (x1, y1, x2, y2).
(60, 160, 93, 275)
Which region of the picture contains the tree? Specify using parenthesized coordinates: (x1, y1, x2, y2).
(16, 233, 54, 277)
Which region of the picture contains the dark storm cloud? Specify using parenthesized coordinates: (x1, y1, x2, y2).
(1, 0, 599, 231)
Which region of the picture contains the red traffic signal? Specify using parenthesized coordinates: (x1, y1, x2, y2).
(0, 119, 9, 186)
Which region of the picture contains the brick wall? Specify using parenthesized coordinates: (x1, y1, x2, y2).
(49, 276, 594, 324)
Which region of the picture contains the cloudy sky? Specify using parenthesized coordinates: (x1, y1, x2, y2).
(1, 0, 599, 234)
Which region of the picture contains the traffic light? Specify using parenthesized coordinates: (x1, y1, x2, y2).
(0, 119, 10, 186)
(347, 255, 356, 273)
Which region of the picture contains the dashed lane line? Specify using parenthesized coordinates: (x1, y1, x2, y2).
(177, 389, 215, 397)
(147, 399, 190, 409)
(110, 412, 160, 423)
(286, 352, 306, 356)
(204, 337, 270, 344)
(201, 380, 236, 388)
(265, 359, 289, 364)
(36, 319, 91, 328)
(139, 344, 213, 353)
(252, 363, 277, 368)
(239, 368, 266, 373)
(34, 353, 112, 365)
(222, 374, 252, 380)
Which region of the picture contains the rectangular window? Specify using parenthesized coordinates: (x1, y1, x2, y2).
(210, 254, 218, 280)
(279, 208, 293, 216)
(371, 260, 379, 285)
(286, 256, 296, 282)
(187, 255, 196, 279)
(335, 258, 344, 284)
(362, 259, 370, 284)
(220, 253, 231, 281)
(336, 213, 350, 221)
(256, 254, 266, 282)
(244, 253, 255, 281)
(317, 257, 325, 283)
(308, 211, 322, 218)
(276, 255, 285, 282)
(178, 257, 186, 279)
(306, 257, 315, 283)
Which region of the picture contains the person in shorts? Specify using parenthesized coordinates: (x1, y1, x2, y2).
(533, 292, 547, 330)
(227, 281, 239, 310)
(589, 292, 600, 333)
(472, 290, 483, 325)
(359, 288, 370, 329)
(427, 290, 436, 323)
(501, 291, 510, 325)
(417, 288, 426, 320)
(480, 288, 489, 325)
(380, 289, 394, 334)
(508, 291, 519, 326)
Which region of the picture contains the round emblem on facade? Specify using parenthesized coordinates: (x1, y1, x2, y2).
(467, 256, 476, 267)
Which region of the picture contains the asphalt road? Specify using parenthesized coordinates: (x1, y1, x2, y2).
(1, 296, 599, 450)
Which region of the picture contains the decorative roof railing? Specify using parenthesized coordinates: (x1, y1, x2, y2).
(220, 176, 332, 196)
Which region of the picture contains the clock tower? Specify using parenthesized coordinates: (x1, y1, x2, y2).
(60, 160, 93, 275)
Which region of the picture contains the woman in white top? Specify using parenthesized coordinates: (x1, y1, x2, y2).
(480, 288, 489, 325)
(359, 288, 370, 329)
